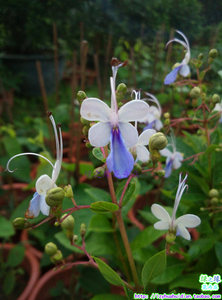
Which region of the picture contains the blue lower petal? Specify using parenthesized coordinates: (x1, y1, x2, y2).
(164, 159, 173, 178)
(164, 65, 182, 85)
(26, 192, 41, 218)
(106, 127, 134, 179)
(143, 121, 155, 131)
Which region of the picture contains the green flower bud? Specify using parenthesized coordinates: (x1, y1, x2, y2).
(212, 94, 220, 104)
(82, 125, 89, 136)
(164, 118, 170, 126)
(198, 53, 204, 60)
(73, 235, 78, 242)
(166, 232, 176, 244)
(93, 166, 105, 178)
(80, 223, 86, 237)
(80, 117, 90, 125)
(77, 91, 87, 102)
(190, 87, 201, 99)
(133, 163, 142, 175)
(150, 150, 161, 165)
(192, 99, 198, 107)
(46, 187, 65, 207)
(85, 142, 92, 148)
(61, 214, 75, 232)
(64, 185, 74, 198)
(13, 217, 29, 230)
(200, 207, 205, 211)
(156, 169, 165, 177)
(50, 250, 63, 264)
(197, 129, 202, 136)
(116, 83, 127, 102)
(149, 133, 168, 151)
(163, 112, 170, 119)
(45, 242, 58, 256)
(210, 197, 218, 205)
(209, 49, 218, 59)
(209, 189, 219, 198)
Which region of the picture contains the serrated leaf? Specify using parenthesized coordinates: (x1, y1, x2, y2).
(0, 216, 15, 238)
(131, 226, 164, 251)
(90, 201, 119, 213)
(6, 245, 25, 268)
(92, 148, 106, 162)
(93, 257, 123, 286)
(215, 242, 222, 266)
(88, 214, 114, 232)
(142, 250, 166, 288)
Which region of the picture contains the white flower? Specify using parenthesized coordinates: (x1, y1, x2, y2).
(164, 30, 191, 85)
(151, 174, 201, 240)
(80, 64, 149, 178)
(131, 129, 156, 162)
(213, 101, 222, 123)
(6, 113, 63, 218)
(141, 93, 163, 131)
(160, 136, 183, 178)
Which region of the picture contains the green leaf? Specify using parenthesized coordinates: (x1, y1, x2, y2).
(0, 216, 15, 238)
(3, 270, 15, 295)
(141, 250, 166, 289)
(92, 148, 106, 162)
(90, 201, 119, 213)
(215, 242, 222, 266)
(116, 177, 138, 207)
(169, 273, 201, 290)
(91, 294, 126, 300)
(151, 263, 185, 284)
(6, 245, 25, 268)
(85, 187, 111, 202)
(131, 226, 164, 251)
(93, 257, 123, 286)
(88, 214, 114, 232)
(55, 232, 82, 253)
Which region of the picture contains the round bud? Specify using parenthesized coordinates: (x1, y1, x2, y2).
(13, 218, 28, 230)
(82, 125, 89, 136)
(46, 187, 65, 207)
(200, 207, 205, 211)
(50, 250, 63, 264)
(73, 235, 78, 242)
(164, 118, 170, 126)
(156, 169, 165, 177)
(197, 129, 202, 136)
(93, 166, 105, 178)
(80, 223, 86, 237)
(190, 87, 201, 99)
(64, 185, 74, 198)
(210, 197, 218, 205)
(209, 49, 218, 59)
(77, 91, 87, 102)
(198, 53, 204, 60)
(163, 112, 170, 119)
(166, 232, 176, 244)
(208, 189, 219, 198)
(212, 94, 220, 104)
(149, 133, 168, 151)
(150, 150, 161, 164)
(85, 142, 92, 148)
(45, 242, 58, 256)
(61, 214, 75, 231)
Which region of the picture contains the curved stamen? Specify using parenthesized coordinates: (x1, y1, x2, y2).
(110, 76, 118, 113)
(6, 152, 54, 173)
(176, 30, 190, 49)
(172, 174, 188, 222)
(58, 125, 63, 163)
(49, 114, 60, 161)
(166, 38, 188, 51)
(144, 92, 162, 116)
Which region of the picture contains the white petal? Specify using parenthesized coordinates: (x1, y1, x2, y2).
(26, 192, 41, 218)
(138, 129, 156, 146)
(80, 98, 111, 122)
(136, 145, 150, 162)
(177, 223, 191, 240)
(154, 221, 170, 230)
(175, 214, 201, 228)
(118, 122, 138, 147)
(151, 204, 171, 223)
(40, 195, 50, 216)
(172, 152, 183, 169)
(160, 148, 172, 158)
(88, 122, 111, 147)
(213, 103, 222, 112)
(179, 64, 190, 77)
(155, 120, 163, 130)
(118, 100, 149, 122)
(36, 174, 54, 195)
